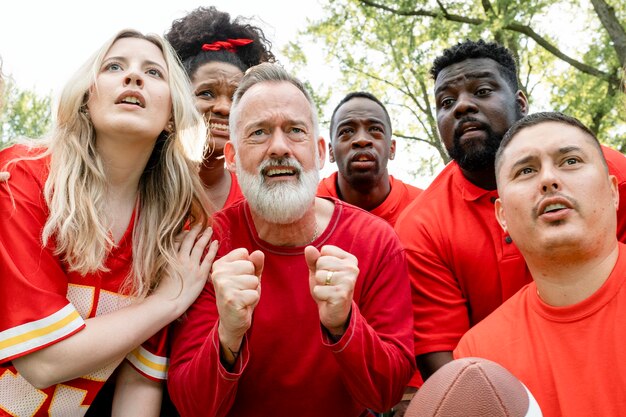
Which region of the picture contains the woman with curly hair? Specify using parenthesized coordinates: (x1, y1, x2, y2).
(165, 6, 275, 210)
(0, 29, 218, 416)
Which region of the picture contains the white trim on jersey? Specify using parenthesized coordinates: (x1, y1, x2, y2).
(126, 345, 169, 381)
(0, 304, 84, 362)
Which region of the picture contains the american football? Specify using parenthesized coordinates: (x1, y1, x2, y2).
(405, 357, 542, 417)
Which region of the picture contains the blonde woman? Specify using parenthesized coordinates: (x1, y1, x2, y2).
(0, 30, 217, 416)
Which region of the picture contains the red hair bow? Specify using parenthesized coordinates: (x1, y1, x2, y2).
(201, 38, 254, 53)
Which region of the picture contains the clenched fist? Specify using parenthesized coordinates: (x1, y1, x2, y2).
(212, 248, 264, 361)
(304, 245, 359, 338)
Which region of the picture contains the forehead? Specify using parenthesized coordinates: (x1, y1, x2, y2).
(334, 97, 387, 125)
(237, 81, 313, 125)
(500, 122, 600, 167)
(192, 61, 243, 84)
(434, 58, 508, 92)
(105, 37, 165, 67)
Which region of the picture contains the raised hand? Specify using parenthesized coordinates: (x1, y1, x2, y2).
(0, 172, 9, 182)
(304, 245, 359, 338)
(153, 223, 218, 315)
(212, 248, 264, 360)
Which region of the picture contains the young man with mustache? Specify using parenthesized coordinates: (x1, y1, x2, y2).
(455, 112, 626, 416)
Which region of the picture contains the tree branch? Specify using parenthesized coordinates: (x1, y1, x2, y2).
(358, 0, 620, 86)
(589, 0, 626, 67)
(393, 132, 432, 144)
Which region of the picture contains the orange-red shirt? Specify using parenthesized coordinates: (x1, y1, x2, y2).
(455, 243, 626, 417)
(396, 145, 626, 361)
(317, 172, 422, 226)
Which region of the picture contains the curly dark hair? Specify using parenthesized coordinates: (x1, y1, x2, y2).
(430, 39, 519, 92)
(165, 6, 275, 78)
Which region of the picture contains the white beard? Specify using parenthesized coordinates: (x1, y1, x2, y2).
(236, 155, 319, 224)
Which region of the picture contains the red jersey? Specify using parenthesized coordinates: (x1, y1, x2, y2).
(317, 172, 422, 226)
(455, 243, 626, 417)
(396, 145, 626, 360)
(168, 198, 415, 417)
(0, 145, 167, 416)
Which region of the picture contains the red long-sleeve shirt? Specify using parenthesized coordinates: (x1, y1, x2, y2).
(168, 198, 415, 417)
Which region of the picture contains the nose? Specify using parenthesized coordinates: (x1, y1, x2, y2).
(124, 70, 144, 88)
(267, 130, 291, 158)
(453, 92, 478, 118)
(542, 182, 559, 192)
(539, 166, 561, 193)
(351, 128, 373, 149)
(211, 95, 231, 117)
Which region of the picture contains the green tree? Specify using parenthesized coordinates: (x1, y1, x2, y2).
(0, 78, 52, 149)
(285, 0, 626, 177)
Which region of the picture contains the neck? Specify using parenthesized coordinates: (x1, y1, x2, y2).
(527, 242, 619, 307)
(199, 158, 231, 210)
(97, 134, 155, 199)
(250, 197, 333, 247)
(336, 171, 391, 211)
(460, 165, 497, 190)
(96, 134, 155, 243)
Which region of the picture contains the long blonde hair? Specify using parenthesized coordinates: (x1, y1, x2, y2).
(36, 29, 209, 297)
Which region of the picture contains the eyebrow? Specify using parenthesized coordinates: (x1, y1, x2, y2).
(243, 117, 310, 131)
(103, 56, 167, 73)
(508, 145, 585, 173)
(435, 70, 498, 96)
(509, 155, 536, 173)
(335, 117, 386, 129)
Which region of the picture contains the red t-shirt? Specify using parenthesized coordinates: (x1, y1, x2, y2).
(317, 172, 422, 226)
(455, 243, 626, 417)
(0, 145, 168, 416)
(396, 145, 626, 361)
(168, 198, 415, 417)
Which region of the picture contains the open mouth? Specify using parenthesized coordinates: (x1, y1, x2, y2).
(455, 119, 486, 139)
(116, 94, 145, 108)
(210, 122, 229, 133)
(265, 167, 297, 178)
(542, 203, 568, 214)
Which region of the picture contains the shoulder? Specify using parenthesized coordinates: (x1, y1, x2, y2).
(390, 176, 423, 198)
(0, 143, 48, 166)
(330, 198, 403, 253)
(334, 197, 393, 229)
(317, 172, 339, 197)
(212, 199, 247, 233)
(0, 144, 49, 189)
(395, 163, 461, 230)
(456, 286, 530, 355)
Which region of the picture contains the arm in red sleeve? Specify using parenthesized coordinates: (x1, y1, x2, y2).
(322, 248, 415, 412)
(167, 282, 249, 417)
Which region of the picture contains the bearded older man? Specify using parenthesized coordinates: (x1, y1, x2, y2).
(167, 63, 415, 417)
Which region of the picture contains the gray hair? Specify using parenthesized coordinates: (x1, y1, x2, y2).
(229, 63, 319, 145)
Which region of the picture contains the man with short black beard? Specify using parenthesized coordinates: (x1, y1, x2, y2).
(317, 92, 422, 226)
(167, 63, 415, 417)
(394, 39, 626, 391)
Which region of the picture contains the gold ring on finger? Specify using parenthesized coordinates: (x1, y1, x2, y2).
(324, 270, 334, 286)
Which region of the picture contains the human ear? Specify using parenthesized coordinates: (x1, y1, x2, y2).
(494, 198, 508, 233)
(224, 142, 237, 173)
